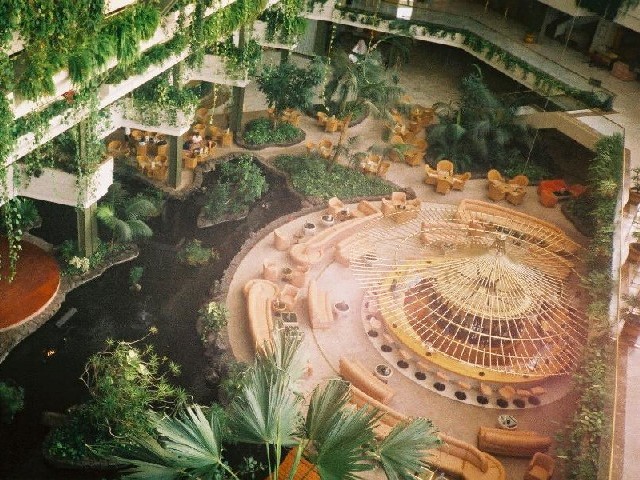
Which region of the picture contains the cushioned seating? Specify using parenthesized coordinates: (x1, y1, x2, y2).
(427, 433, 506, 480)
(477, 426, 552, 458)
(524, 452, 555, 480)
(307, 279, 333, 330)
(539, 189, 558, 208)
(243, 279, 279, 353)
(339, 357, 395, 404)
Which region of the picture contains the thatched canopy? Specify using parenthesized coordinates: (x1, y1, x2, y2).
(348, 203, 588, 377)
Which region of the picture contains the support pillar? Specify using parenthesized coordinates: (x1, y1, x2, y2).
(76, 203, 99, 257)
(230, 86, 245, 135)
(75, 119, 99, 256)
(230, 27, 247, 134)
(167, 135, 183, 189)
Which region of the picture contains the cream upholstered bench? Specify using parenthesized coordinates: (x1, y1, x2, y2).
(307, 279, 333, 330)
(477, 426, 552, 458)
(428, 433, 506, 480)
(243, 279, 279, 353)
(339, 357, 395, 404)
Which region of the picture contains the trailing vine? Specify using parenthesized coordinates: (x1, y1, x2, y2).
(333, 5, 615, 110)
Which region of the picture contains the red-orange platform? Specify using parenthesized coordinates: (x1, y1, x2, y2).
(0, 237, 61, 329)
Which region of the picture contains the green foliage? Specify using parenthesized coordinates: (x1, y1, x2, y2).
(177, 239, 219, 267)
(96, 182, 161, 244)
(112, 328, 440, 479)
(198, 301, 229, 343)
(203, 154, 268, 221)
(0, 197, 40, 233)
(129, 72, 199, 127)
(0, 381, 24, 424)
(242, 118, 303, 146)
(428, 70, 533, 172)
(212, 38, 263, 78)
(275, 153, 393, 199)
(260, 0, 307, 43)
(58, 239, 127, 276)
(129, 265, 144, 286)
(48, 333, 188, 460)
(257, 57, 325, 120)
(324, 50, 403, 122)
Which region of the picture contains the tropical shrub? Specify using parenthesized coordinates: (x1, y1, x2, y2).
(111, 329, 441, 479)
(0, 381, 24, 424)
(177, 239, 219, 267)
(275, 153, 393, 199)
(96, 182, 162, 245)
(198, 301, 229, 344)
(242, 118, 303, 146)
(47, 332, 188, 460)
(202, 155, 268, 221)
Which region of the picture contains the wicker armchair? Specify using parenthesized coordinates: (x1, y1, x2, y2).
(488, 180, 507, 201)
(436, 159, 454, 175)
(377, 161, 391, 178)
(487, 169, 505, 183)
(524, 452, 555, 480)
(452, 172, 471, 191)
(509, 174, 529, 187)
(424, 164, 439, 185)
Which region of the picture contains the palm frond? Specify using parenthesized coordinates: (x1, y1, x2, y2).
(304, 379, 351, 446)
(128, 219, 154, 240)
(310, 403, 378, 479)
(377, 418, 441, 480)
(125, 198, 159, 221)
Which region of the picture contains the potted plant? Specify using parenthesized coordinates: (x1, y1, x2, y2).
(197, 301, 229, 346)
(621, 294, 640, 343)
(629, 167, 640, 204)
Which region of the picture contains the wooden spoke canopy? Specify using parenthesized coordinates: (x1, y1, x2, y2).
(347, 202, 588, 377)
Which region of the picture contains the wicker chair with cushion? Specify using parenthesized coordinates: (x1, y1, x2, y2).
(436, 159, 454, 175)
(487, 169, 505, 183)
(509, 175, 529, 187)
(327, 197, 346, 216)
(436, 176, 454, 195)
(325, 116, 339, 133)
(507, 188, 526, 206)
(107, 140, 124, 157)
(316, 111, 328, 126)
(452, 172, 471, 191)
(488, 180, 507, 202)
(377, 161, 391, 178)
(318, 138, 333, 159)
(424, 164, 439, 185)
(524, 452, 555, 480)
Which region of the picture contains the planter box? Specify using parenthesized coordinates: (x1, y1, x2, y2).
(302, 0, 336, 21)
(185, 54, 251, 88)
(119, 99, 195, 137)
(17, 157, 114, 208)
(251, 20, 298, 50)
(105, 0, 138, 14)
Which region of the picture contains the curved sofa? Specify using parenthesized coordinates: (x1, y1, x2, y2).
(339, 357, 395, 404)
(477, 426, 552, 458)
(428, 434, 506, 480)
(243, 279, 279, 353)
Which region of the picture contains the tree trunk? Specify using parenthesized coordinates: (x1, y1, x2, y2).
(328, 113, 352, 170)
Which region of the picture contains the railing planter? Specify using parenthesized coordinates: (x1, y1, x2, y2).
(105, 0, 138, 14)
(185, 54, 251, 88)
(16, 157, 114, 208)
(251, 20, 298, 50)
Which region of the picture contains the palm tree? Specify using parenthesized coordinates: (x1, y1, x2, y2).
(323, 50, 404, 167)
(96, 182, 160, 245)
(112, 328, 440, 479)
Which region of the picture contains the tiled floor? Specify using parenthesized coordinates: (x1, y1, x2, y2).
(234, 5, 640, 476)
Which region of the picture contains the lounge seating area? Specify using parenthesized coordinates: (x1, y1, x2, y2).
(486, 169, 529, 205)
(424, 160, 471, 194)
(456, 199, 580, 254)
(243, 279, 279, 353)
(381, 191, 421, 223)
(477, 426, 552, 458)
(428, 433, 506, 480)
(339, 357, 395, 404)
